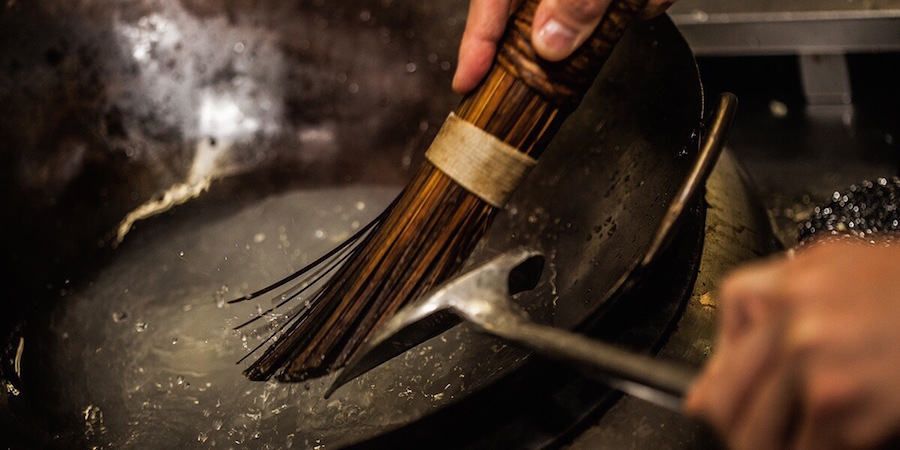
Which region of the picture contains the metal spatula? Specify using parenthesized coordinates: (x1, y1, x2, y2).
(326, 248, 698, 411)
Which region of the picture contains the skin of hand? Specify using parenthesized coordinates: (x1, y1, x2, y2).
(684, 239, 900, 449)
(452, 0, 677, 94)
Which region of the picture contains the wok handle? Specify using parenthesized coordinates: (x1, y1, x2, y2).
(488, 317, 698, 411)
(455, 0, 648, 159)
(642, 92, 739, 267)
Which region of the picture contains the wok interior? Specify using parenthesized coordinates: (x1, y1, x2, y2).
(0, 1, 701, 447)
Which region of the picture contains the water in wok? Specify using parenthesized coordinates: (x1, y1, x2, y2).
(0, 0, 704, 447)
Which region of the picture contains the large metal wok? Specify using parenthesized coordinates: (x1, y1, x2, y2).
(1, 1, 715, 448)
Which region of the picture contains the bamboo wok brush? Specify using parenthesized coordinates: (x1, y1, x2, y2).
(233, 0, 649, 382)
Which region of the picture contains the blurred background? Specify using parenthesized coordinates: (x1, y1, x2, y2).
(669, 0, 900, 245)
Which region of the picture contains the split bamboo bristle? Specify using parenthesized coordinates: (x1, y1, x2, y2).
(232, 0, 648, 382)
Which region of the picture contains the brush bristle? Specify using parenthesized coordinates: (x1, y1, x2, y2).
(240, 163, 495, 381)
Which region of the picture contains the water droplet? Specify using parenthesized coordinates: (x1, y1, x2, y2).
(253, 232, 266, 243)
(135, 321, 148, 332)
(197, 431, 208, 443)
(233, 42, 245, 53)
(405, 62, 417, 73)
(359, 10, 372, 22)
(179, 251, 185, 258)
(215, 285, 230, 308)
(314, 229, 326, 239)
(348, 83, 359, 94)
(171, 337, 178, 345)
(112, 311, 128, 323)
(769, 100, 788, 118)
(213, 419, 223, 430)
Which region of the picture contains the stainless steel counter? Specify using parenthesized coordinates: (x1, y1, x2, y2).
(669, 0, 900, 55)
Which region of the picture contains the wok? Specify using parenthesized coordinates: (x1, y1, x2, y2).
(0, 1, 713, 448)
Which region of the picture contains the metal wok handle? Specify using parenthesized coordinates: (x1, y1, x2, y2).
(642, 92, 739, 267)
(482, 311, 698, 411)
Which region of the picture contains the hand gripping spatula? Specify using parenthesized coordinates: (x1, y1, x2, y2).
(326, 248, 698, 411)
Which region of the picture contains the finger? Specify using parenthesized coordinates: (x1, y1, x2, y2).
(532, 0, 613, 61)
(717, 255, 791, 343)
(452, 0, 517, 94)
(638, 0, 676, 19)
(730, 358, 799, 450)
(684, 319, 784, 435)
(791, 364, 877, 450)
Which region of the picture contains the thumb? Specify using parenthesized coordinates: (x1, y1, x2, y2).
(531, 0, 612, 61)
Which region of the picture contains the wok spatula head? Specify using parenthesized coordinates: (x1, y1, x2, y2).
(325, 248, 544, 397)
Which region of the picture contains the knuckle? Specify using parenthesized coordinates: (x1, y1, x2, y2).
(779, 265, 828, 304)
(785, 317, 826, 357)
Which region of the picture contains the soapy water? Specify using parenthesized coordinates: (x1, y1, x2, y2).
(18, 185, 556, 448)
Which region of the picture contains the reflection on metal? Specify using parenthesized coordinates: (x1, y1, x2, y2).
(116, 13, 181, 63)
(114, 176, 211, 246)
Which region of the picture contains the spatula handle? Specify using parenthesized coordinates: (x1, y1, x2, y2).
(456, 0, 648, 158)
(495, 317, 697, 411)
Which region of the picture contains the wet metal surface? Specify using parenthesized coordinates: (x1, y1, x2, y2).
(1, 2, 709, 448)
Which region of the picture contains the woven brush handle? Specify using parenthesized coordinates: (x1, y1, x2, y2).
(456, 0, 648, 157)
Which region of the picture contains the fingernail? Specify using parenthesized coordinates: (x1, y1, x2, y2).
(535, 19, 578, 60)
